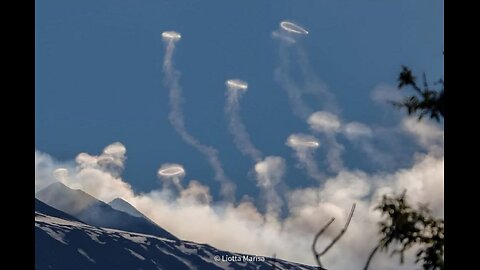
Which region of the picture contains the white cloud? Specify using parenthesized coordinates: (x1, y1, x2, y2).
(254, 156, 286, 188)
(179, 180, 212, 205)
(402, 117, 444, 152)
(35, 151, 64, 192)
(254, 156, 286, 216)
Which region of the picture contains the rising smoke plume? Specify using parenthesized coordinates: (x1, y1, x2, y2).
(225, 79, 262, 162)
(158, 163, 186, 192)
(162, 31, 235, 200)
(254, 156, 286, 218)
(224, 79, 287, 214)
(273, 21, 337, 121)
(286, 133, 325, 182)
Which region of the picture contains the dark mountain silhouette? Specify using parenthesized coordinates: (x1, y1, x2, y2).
(36, 182, 178, 240)
(35, 198, 83, 223)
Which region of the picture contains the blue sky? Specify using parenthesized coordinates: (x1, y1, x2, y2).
(35, 0, 443, 200)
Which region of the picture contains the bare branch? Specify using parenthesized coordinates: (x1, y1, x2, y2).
(422, 72, 429, 90)
(312, 203, 356, 269)
(319, 204, 356, 256)
(363, 245, 379, 270)
(312, 217, 335, 268)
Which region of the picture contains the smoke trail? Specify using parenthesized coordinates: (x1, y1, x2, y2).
(324, 134, 344, 172)
(225, 79, 263, 162)
(342, 122, 396, 168)
(162, 31, 235, 200)
(274, 45, 312, 120)
(272, 21, 337, 121)
(224, 80, 287, 214)
(308, 111, 344, 172)
(273, 21, 344, 174)
(286, 133, 325, 181)
(254, 156, 286, 218)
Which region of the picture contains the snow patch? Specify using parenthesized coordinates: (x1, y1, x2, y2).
(177, 243, 198, 255)
(39, 226, 67, 245)
(86, 231, 106, 244)
(121, 233, 149, 245)
(156, 245, 197, 270)
(77, 249, 96, 263)
(125, 248, 146, 261)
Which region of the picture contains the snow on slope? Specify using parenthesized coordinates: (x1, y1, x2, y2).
(35, 211, 318, 270)
(109, 198, 146, 218)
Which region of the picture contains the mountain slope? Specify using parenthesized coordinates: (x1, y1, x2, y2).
(36, 182, 97, 215)
(35, 209, 317, 270)
(36, 182, 178, 240)
(35, 198, 83, 223)
(108, 198, 148, 219)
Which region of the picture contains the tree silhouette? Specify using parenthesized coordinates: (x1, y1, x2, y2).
(364, 191, 444, 270)
(363, 67, 444, 270)
(393, 66, 444, 121)
(311, 66, 444, 270)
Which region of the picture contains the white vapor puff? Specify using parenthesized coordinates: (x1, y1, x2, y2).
(286, 133, 325, 181)
(226, 79, 248, 91)
(254, 156, 286, 217)
(158, 163, 186, 192)
(162, 31, 181, 42)
(53, 168, 69, 182)
(307, 111, 341, 134)
(74, 142, 127, 177)
(225, 79, 262, 162)
(162, 31, 235, 200)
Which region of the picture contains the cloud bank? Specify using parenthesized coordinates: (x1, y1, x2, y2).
(35, 117, 443, 269)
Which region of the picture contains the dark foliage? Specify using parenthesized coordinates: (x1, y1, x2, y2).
(312, 63, 444, 270)
(371, 191, 444, 270)
(393, 66, 444, 121)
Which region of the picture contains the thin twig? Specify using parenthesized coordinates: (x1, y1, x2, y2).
(422, 72, 429, 90)
(319, 204, 356, 256)
(363, 245, 379, 270)
(312, 203, 356, 269)
(312, 217, 335, 267)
